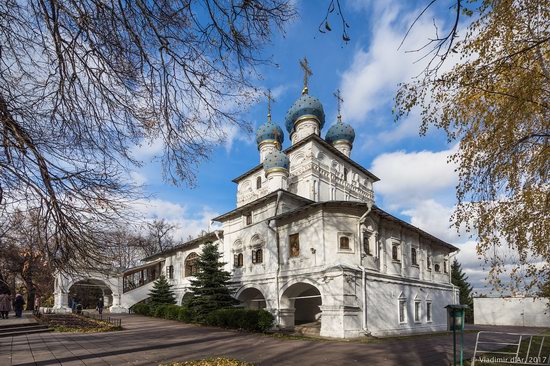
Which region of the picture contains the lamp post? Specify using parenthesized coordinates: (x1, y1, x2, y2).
(446, 304, 469, 366)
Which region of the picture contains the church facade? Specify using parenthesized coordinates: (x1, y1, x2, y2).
(54, 71, 459, 338)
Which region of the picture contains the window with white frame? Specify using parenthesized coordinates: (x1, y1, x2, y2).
(363, 230, 372, 255)
(414, 301, 421, 322)
(338, 232, 354, 252)
(398, 297, 407, 323)
(426, 301, 432, 322)
(411, 247, 418, 266)
(392, 242, 400, 261)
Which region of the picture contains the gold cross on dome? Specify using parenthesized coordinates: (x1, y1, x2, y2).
(333, 89, 344, 123)
(299, 57, 313, 95)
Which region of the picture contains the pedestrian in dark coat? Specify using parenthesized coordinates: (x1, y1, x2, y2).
(96, 298, 104, 315)
(0, 292, 11, 319)
(13, 294, 25, 318)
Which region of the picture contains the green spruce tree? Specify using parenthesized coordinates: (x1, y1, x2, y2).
(148, 275, 176, 306)
(451, 258, 474, 323)
(186, 242, 238, 322)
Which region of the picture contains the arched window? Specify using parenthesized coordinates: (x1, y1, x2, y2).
(252, 249, 263, 264)
(411, 248, 418, 266)
(362, 231, 371, 255)
(185, 253, 199, 277)
(434, 263, 440, 272)
(234, 253, 244, 267)
(339, 236, 350, 250)
(256, 176, 262, 189)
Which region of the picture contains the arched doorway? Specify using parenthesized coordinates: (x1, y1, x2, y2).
(237, 287, 266, 309)
(69, 279, 113, 310)
(281, 282, 322, 328)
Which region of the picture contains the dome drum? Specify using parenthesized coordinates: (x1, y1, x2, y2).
(263, 149, 290, 176)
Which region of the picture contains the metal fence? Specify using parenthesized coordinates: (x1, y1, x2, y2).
(472, 331, 549, 365)
(76, 310, 122, 328)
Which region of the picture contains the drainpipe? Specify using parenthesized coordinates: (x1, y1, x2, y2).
(358, 205, 372, 334)
(267, 191, 283, 327)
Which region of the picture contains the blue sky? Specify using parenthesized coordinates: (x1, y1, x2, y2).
(129, 0, 490, 292)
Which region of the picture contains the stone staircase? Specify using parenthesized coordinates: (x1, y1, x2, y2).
(0, 319, 51, 338)
(294, 321, 321, 337)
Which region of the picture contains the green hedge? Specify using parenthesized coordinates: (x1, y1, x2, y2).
(131, 303, 273, 333)
(206, 308, 274, 332)
(177, 307, 194, 323)
(132, 303, 151, 316)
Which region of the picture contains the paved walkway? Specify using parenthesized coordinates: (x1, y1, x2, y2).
(1, 314, 547, 366)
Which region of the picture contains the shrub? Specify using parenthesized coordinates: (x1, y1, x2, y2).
(164, 304, 181, 320)
(206, 308, 274, 332)
(177, 307, 194, 323)
(153, 304, 170, 318)
(132, 303, 151, 316)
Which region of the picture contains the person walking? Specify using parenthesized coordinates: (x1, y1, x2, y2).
(13, 294, 25, 318)
(96, 298, 104, 315)
(0, 292, 11, 319)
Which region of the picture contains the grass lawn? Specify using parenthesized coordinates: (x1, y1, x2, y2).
(466, 331, 550, 366)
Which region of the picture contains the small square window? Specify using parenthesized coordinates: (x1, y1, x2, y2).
(340, 236, 350, 250)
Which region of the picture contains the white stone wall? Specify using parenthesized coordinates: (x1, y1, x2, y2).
(235, 139, 375, 207)
(365, 275, 456, 336)
(474, 297, 550, 327)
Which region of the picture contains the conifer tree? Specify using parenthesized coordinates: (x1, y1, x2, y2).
(148, 275, 176, 306)
(451, 259, 474, 323)
(186, 242, 238, 321)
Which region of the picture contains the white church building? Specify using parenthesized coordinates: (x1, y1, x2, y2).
(54, 72, 460, 338)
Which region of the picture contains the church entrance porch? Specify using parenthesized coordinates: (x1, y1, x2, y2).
(237, 287, 267, 309)
(279, 282, 322, 332)
(69, 279, 113, 311)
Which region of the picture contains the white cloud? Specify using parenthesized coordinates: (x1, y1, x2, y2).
(371, 146, 458, 209)
(130, 198, 219, 240)
(340, 4, 435, 124)
(129, 171, 148, 186)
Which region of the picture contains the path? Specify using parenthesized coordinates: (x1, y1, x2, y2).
(1, 314, 547, 366)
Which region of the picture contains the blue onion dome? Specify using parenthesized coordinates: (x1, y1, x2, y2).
(325, 118, 355, 145)
(256, 119, 284, 147)
(263, 149, 290, 173)
(284, 93, 326, 135)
